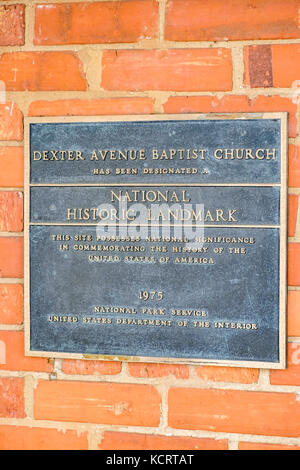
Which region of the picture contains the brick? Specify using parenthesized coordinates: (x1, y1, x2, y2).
(0, 4, 24, 45)
(34, 380, 161, 426)
(28, 97, 154, 117)
(34, 1, 158, 45)
(0, 377, 25, 418)
(195, 366, 259, 384)
(101, 49, 232, 92)
(129, 363, 189, 379)
(0, 191, 23, 232)
(169, 388, 300, 436)
(272, 44, 300, 88)
(164, 95, 298, 137)
(288, 194, 298, 237)
(0, 102, 23, 141)
(244, 45, 273, 87)
(288, 243, 300, 286)
(239, 442, 300, 450)
(165, 0, 300, 41)
(62, 359, 121, 376)
(245, 44, 300, 88)
(0, 425, 88, 450)
(0, 284, 23, 324)
(0, 237, 23, 277)
(289, 145, 300, 187)
(270, 343, 300, 386)
(0, 147, 24, 186)
(0, 331, 53, 373)
(99, 431, 227, 450)
(288, 290, 300, 337)
(0, 52, 87, 91)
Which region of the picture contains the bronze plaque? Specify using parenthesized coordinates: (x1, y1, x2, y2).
(24, 113, 287, 368)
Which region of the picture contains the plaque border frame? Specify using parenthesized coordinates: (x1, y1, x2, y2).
(24, 112, 288, 369)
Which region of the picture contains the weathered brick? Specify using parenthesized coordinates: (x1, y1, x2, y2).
(0, 147, 24, 187)
(165, 0, 300, 41)
(34, 380, 161, 426)
(195, 366, 259, 384)
(128, 362, 189, 379)
(0, 284, 23, 324)
(288, 243, 300, 286)
(0, 4, 25, 45)
(101, 49, 232, 91)
(0, 331, 53, 373)
(0, 191, 23, 232)
(289, 145, 300, 187)
(244, 45, 273, 87)
(270, 343, 300, 386)
(239, 442, 300, 450)
(99, 431, 227, 450)
(62, 359, 121, 376)
(164, 95, 298, 137)
(288, 290, 300, 337)
(0, 237, 23, 277)
(0, 102, 23, 141)
(0, 425, 88, 450)
(288, 194, 298, 237)
(169, 388, 300, 436)
(244, 44, 300, 88)
(0, 377, 25, 418)
(34, 1, 158, 45)
(0, 52, 87, 91)
(28, 97, 154, 116)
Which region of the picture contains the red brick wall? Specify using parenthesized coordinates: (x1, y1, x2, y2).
(0, 0, 299, 450)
